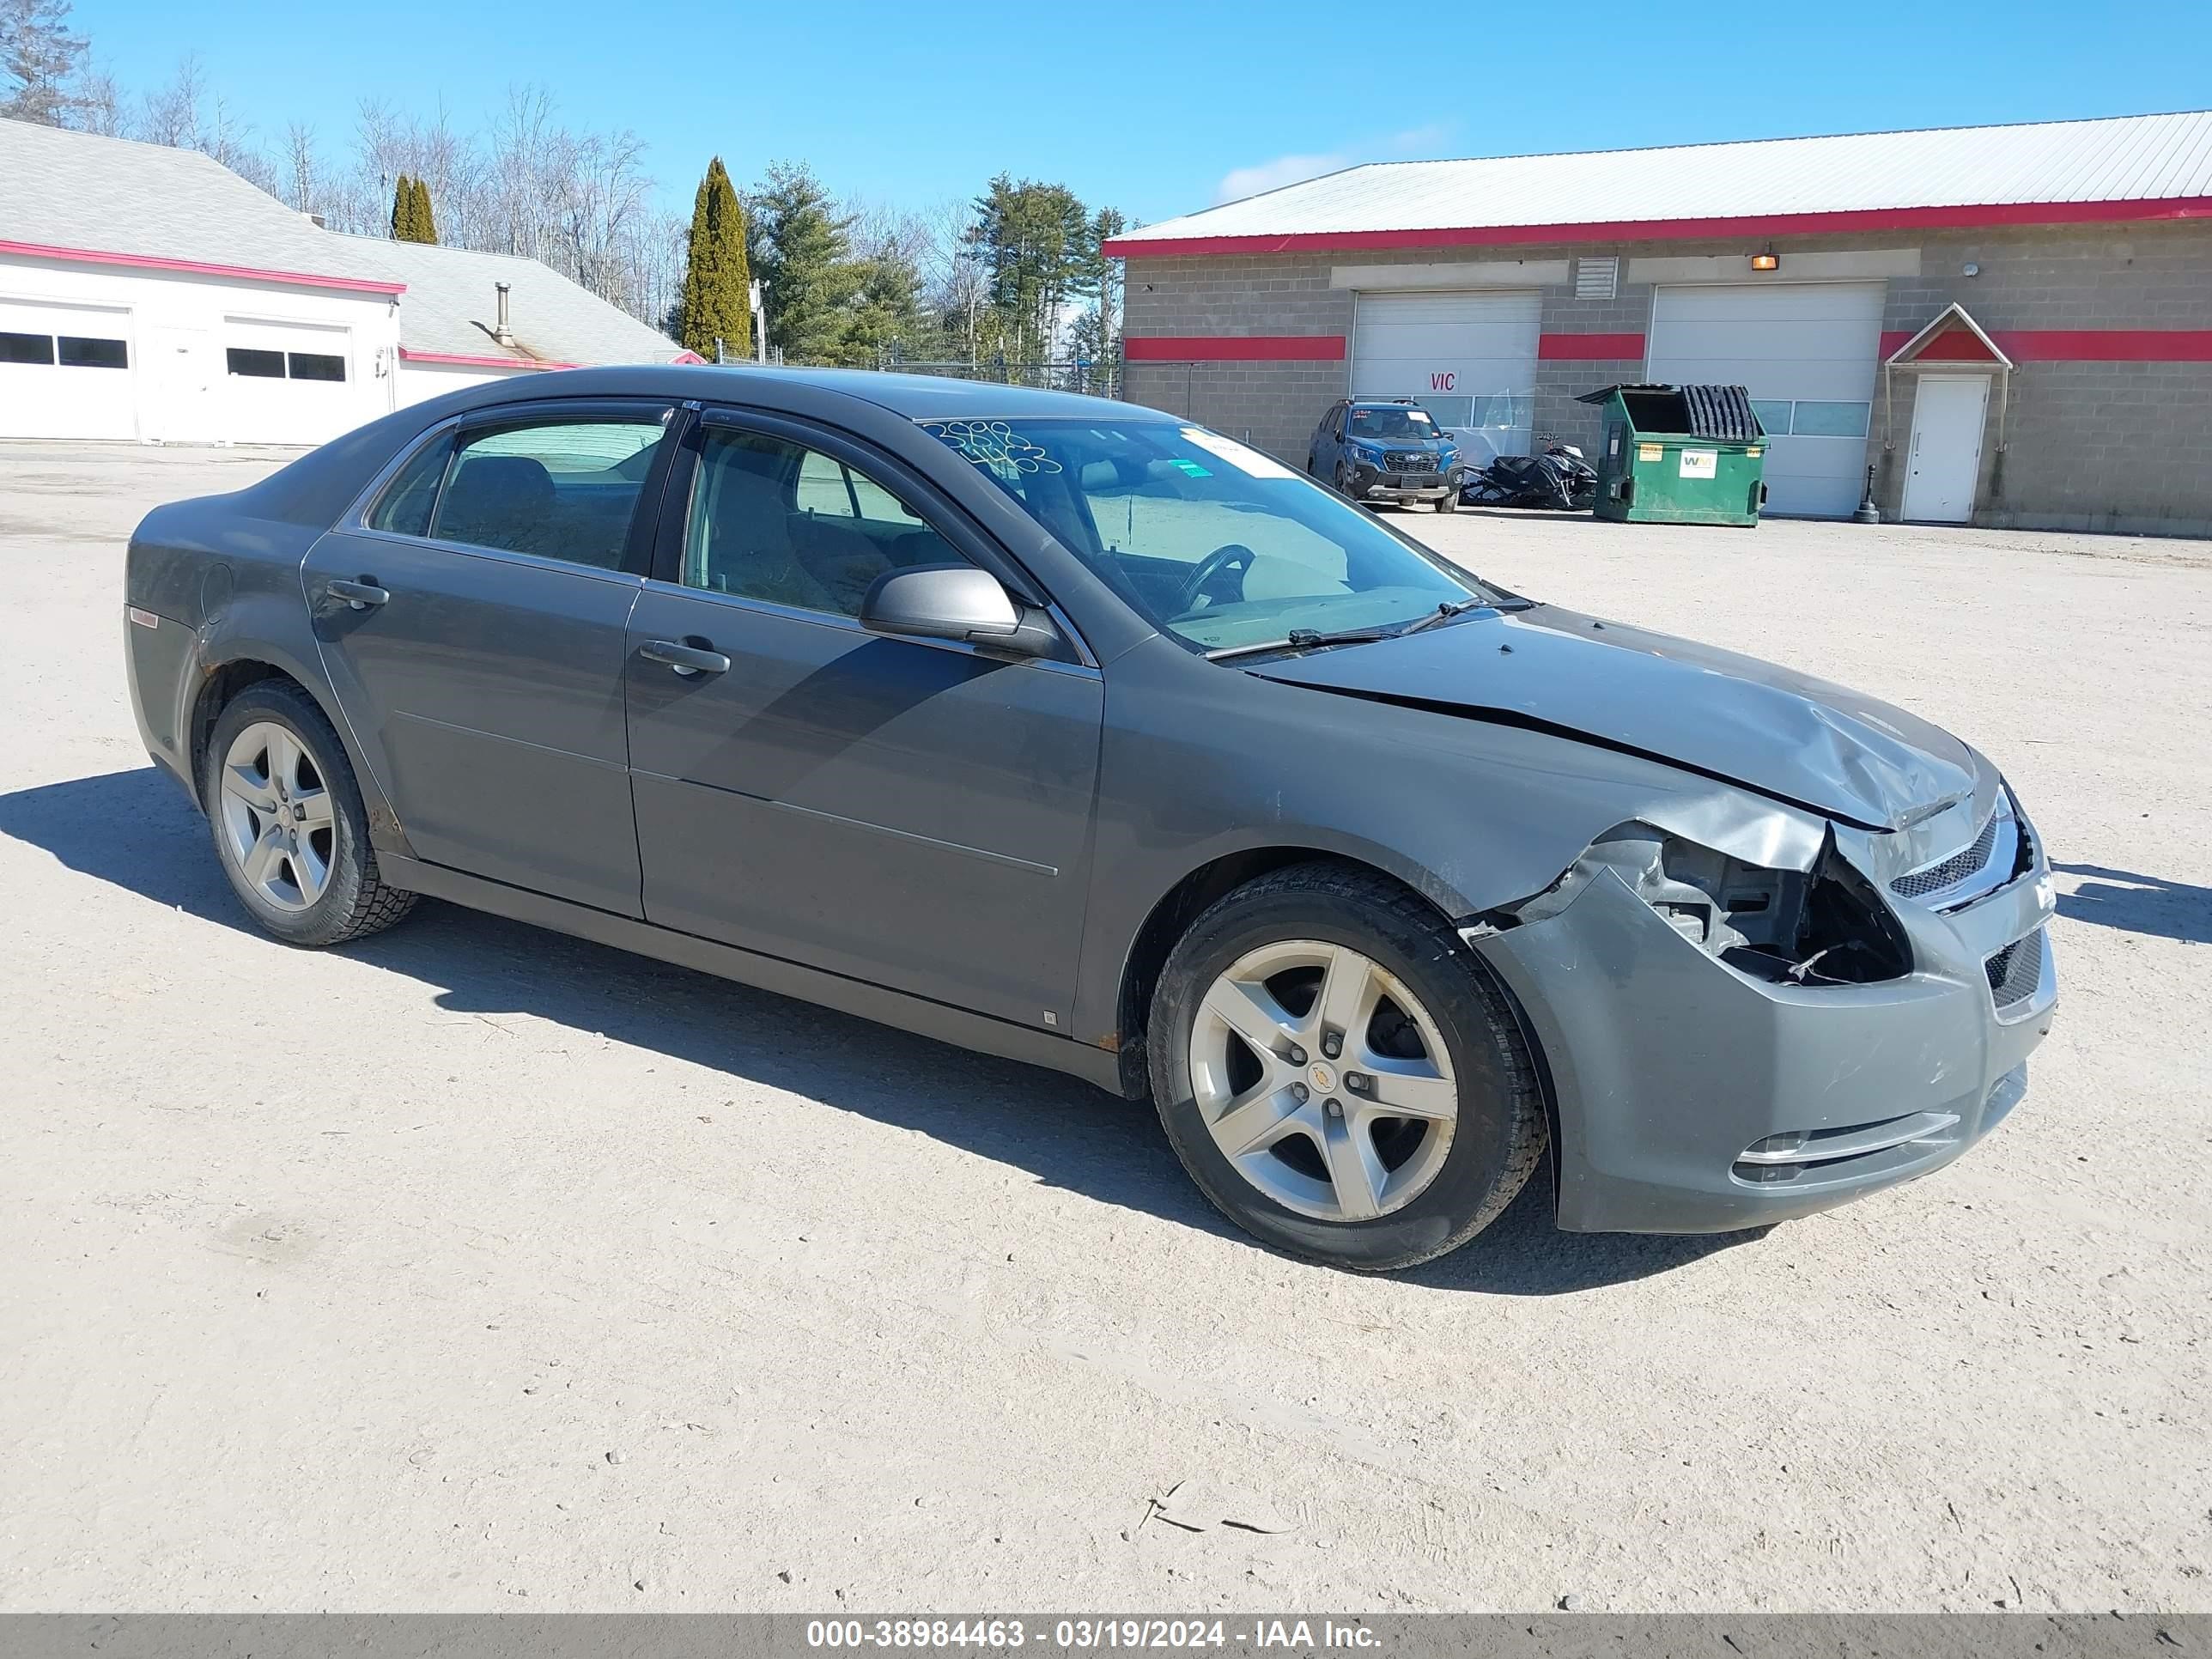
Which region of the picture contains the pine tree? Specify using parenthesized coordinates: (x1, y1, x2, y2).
(412, 176, 437, 245)
(678, 157, 750, 362)
(390, 173, 415, 240)
(0, 0, 87, 126)
(750, 161, 856, 365)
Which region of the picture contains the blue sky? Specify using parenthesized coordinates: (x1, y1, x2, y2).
(72, 0, 2212, 225)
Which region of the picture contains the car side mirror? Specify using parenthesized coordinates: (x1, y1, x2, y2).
(860, 565, 1059, 658)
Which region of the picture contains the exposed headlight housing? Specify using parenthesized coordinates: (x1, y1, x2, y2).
(1498, 823, 1913, 986)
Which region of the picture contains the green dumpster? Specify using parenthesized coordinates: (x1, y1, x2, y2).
(1577, 384, 1769, 526)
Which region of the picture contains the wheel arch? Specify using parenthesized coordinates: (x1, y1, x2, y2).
(185, 649, 406, 857)
(1111, 847, 1466, 1095)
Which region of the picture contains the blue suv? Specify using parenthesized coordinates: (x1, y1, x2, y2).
(1307, 398, 1462, 512)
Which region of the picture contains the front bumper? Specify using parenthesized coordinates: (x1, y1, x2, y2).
(1466, 847, 2058, 1233)
(1351, 463, 1453, 502)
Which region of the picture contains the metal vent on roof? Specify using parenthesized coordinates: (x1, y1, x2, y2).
(1574, 257, 1618, 300)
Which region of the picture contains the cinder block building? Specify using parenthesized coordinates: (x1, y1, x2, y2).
(1107, 112, 2212, 534)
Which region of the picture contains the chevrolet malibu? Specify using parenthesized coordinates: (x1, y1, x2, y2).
(124, 368, 2058, 1272)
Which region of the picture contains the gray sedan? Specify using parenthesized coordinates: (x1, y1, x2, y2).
(124, 368, 2057, 1272)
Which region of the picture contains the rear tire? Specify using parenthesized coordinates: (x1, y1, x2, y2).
(1147, 863, 1547, 1272)
(202, 680, 417, 948)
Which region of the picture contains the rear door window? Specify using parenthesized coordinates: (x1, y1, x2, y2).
(426, 415, 671, 570)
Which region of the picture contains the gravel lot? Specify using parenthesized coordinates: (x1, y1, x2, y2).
(2, 441, 2206, 1614)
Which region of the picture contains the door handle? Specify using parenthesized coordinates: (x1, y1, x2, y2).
(640, 639, 731, 677)
(327, 578, 389, 610)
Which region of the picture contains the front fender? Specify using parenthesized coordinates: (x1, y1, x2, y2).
(1068, 642, 1838, 1058)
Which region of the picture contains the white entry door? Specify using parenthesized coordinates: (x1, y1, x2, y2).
(139, 326, 217, 443)
(1901, 375, 1990, 524)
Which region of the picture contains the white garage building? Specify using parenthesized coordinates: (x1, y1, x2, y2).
(1, 118, 694, 447)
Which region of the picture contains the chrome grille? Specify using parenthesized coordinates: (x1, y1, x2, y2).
(1893, 811, 2000, 898)
(1985, 927, 2047, 1012)
(1384, 450, 1436, 471)
(1892, 787, 2029, 909)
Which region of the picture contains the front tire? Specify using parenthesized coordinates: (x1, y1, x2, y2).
(203, 680, 417, 947)
(1147, 863, 1546, 1272)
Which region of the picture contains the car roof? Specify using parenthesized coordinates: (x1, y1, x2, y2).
(441, 363, 1173, 426)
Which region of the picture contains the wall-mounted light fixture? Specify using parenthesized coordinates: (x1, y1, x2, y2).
(1750, 245, 1781, 272)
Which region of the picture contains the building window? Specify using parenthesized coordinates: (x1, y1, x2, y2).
(227, 348, 286, 378)
(1790, 400, 1872, 439)
(288, 351, 346, 382)
(58, 336, 128, 369)
(1747, 400, 1874, 439)
(0, 331, 58, 365)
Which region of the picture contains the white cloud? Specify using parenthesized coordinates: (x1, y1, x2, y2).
(1212, 151, 1348, 205)
(1211, 123, 1461, 206)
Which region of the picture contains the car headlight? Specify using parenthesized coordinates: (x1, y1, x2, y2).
(1500, 823, 1912, 986)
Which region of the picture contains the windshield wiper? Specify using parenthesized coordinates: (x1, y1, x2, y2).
(1411, 591, 1539, 626)
(1206, 594, 1534, 662)
(1206, 626, 1396, 662)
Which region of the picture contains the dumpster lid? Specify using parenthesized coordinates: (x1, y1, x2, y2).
(1577, 382, 1762, 442)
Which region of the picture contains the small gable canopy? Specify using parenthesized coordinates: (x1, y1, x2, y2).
(1886, 303, 2014, 368)
(1881, 303, 2014, 454)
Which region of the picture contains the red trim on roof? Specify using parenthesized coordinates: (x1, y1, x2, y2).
(671, 349, 708, 365)
(1103, 196, 2212, 259)
(398, 347, 578, 371)
(1124, 333, 1346, 362)
(1538, 331, 1645, 361)
(0, 238, 407, 295)
(1878, 327, 2212, 362)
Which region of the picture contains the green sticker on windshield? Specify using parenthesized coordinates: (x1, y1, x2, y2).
(1170, 458, 1212, 477)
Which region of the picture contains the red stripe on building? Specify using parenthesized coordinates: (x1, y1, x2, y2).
(1123, 334, 1347, 362)
(0, 238, 408, 295)
(1879, 328, 2212, 362)
(1103, 197, 2212, 260)
(1538, 331, 1645, 361)
(398, 348, 579, 371)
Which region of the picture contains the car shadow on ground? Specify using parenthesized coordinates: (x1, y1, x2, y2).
(2052, 861, 2212, 945)
(3, 765, 1755, 1294)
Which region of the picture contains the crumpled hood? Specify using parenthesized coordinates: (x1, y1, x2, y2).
(1255, 605, 1980, 831)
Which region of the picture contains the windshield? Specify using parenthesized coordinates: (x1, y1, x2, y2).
(1346, 405, 1437, 441)
(917, 417, 1504, 654)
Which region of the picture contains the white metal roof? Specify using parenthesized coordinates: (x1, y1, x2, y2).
(1110, 111, 2212, 252)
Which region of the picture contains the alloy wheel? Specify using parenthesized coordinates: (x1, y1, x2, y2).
(216, 720, 336, 912)
(1187, 939, 1458, 1222)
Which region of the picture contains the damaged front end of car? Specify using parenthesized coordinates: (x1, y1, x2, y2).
(1459, 786, 2058, 1234)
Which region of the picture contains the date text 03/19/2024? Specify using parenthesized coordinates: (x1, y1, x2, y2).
(805, 1619, 1384, 1650)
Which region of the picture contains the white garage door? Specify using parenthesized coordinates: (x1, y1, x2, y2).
(1647, 283, 1885, 518)
(1352, 290, 1540, 459)
(0, 297, 137, 441)
(222, 318, 361, 446)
